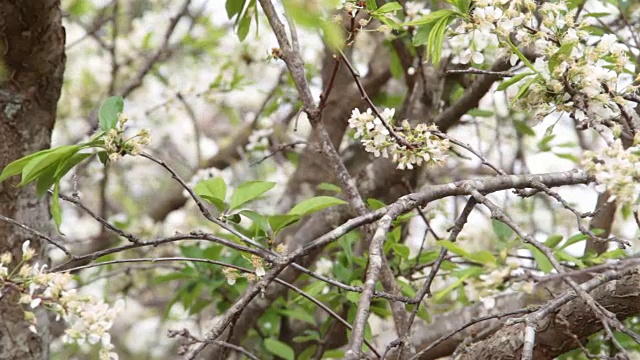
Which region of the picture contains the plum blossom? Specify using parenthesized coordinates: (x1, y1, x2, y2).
(582, 139, 640, 205)
(1, 241, 123, 360)
(348, 108, 449, 170)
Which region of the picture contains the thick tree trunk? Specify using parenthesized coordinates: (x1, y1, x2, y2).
(0, 1, 65, 358)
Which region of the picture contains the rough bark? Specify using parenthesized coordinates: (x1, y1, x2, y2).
(452, 271, 640, 360)
(0, 1, 65, 359)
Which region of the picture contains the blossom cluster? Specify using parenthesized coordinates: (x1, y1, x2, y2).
(348, 108, 449, 170)
(220, 246, 287, 286)
(582, 137, 640, 206)
(1, 241, 123, 360)
(103, 113, 151, 162)
(450, 0, 637, 124)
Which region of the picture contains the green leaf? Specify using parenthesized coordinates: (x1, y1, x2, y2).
(497, 73, 533, 91)
(437, 240, 470, 258)
(367, 198, 386, 210)
(98, 96, 124, 131)
(226, 213, 241, 223)
(412, 23, 434, 46)
(467, 250, 497, 267)
(433, 267, 482, 302)
(506, 39, 536, 73)
(52, 181, 63, 234)
(492, 219, 514, 242)
(0, 148, 59, 183)
(391, 243, 410, 259)
(513, 119, 536, 136)
(268, 214, 300, 233)
(236, 10, 252, 41)
(240, 210, 270, 233)
(389, 47, 405, 79)
(402, 9, 458, 26)
(282, 0, 344, 50)
(229, 181, 276, 209)
(438, 240, 496, 267)
(423, 13, 457, 65)
(279, 309, 316, 326)
(445, 0, 471, 13)
(322, 350, 345, 359)
(525, 244, 553, 273)
(97, 151, 109, 165)
(288, 196, 347, 216)
(554, 152, 580, 164)
(36, 152, 92, 197)
(20, 145, 80, 186)
(371, 2, 402, 15)
(347, 289, 361, 304)
(195, 177, 227, 211)
(549, 43, 574, 73)
(510, 76, 537, 107)
(538, 133, 556, 152)
(226, 0, 246, 18)
(293, 330, 321, 343)
(555, 249, 585, 267)
(325, 25, 345, 51)
(317, 182, 342, 193)
(67, 0, 94, 16)
(544, 234, 564, 249)
(596, 248, 627, 261)
(365, 0, 378, 11)
(468, 109, 494, 117)
(584, 12, 612, 18)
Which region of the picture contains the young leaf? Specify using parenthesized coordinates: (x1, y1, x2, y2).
(496, 73, 533, 91)
(525, 244, 553, 273)
(317, 182, 342, 193)
(0, 148, 59, 183)
(236, 9, 252, 41)
(554, 152, 580, 164)
(226, 0, 246, 19)
(268, 214, 301, 233)
(98, 96, 124, 131)
(468, 109, 494, 117)
(239, 210, 270, 233)
(510, 76, 537, 107)
(367, 198, 386, 210)
(287, 196, 347, 216)
(433, 267, 482, 302)
(371, 2, 403, 15)
(544, 234, 564, 249)
(492, 219, 514, 243)
(365, 0, 377, 11)
(513, 119, 536, 136)
(506, 39, 536, 74)
(402, 9, 457, 26)
(195, 177, 227, 210)
(229, 181, 276, 209)
(36, 152, 92, 197)
(548, 43, 574, 73)
(264, 339, 295, 360)
(436, 240, 470, 258)
(20, 145, 80, 186)
(51, 181, 63, 234)
(467, 250, 497, 267)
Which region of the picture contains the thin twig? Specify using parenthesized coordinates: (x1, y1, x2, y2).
(0, 215, 73, 257)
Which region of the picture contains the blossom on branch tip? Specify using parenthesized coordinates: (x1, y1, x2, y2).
(1, 241, 123, 359)
(348, 108, 449, 170)
(251, 255, 266, 277)
(222, 267, 240, 285)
